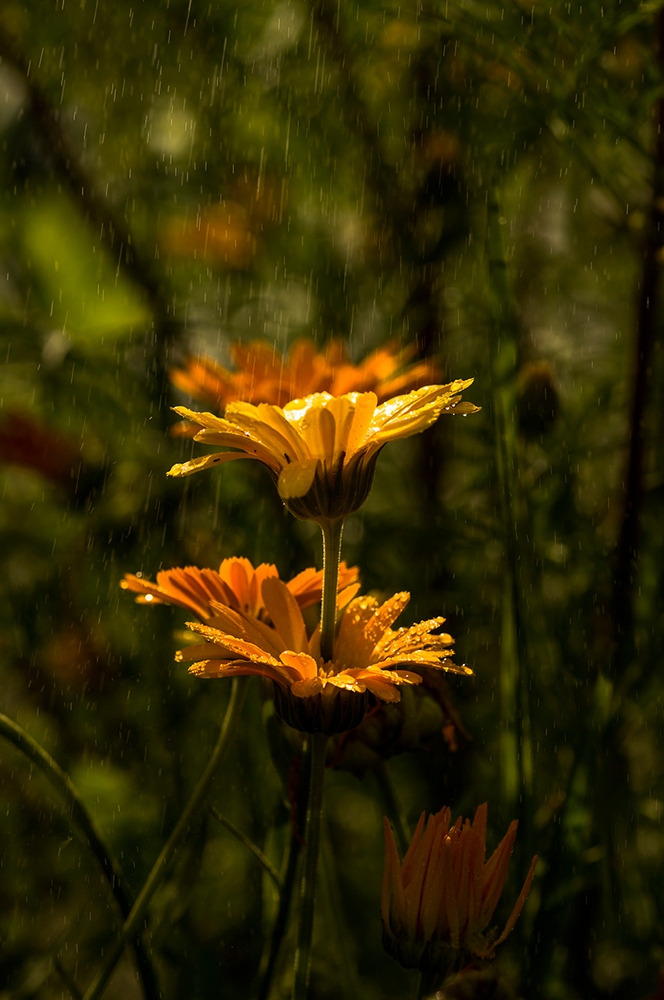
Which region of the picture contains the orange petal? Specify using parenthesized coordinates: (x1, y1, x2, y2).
(484, 854, 538, 955)
(262, 577, 309, 653)
(279, 651, 318, 680)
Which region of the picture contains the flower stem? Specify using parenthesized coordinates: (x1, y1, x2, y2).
(375, 761, 411, 857)
(208, 804, 282, 890)
(319, 518, 344, 663)
(0, 712, 159, 1000)
(291, 731, 329, 1000)
(81, 678, 247, 1000)
(256, 741, 312, 1000)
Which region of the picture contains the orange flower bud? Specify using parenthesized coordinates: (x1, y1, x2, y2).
(382, 804, 537, 973)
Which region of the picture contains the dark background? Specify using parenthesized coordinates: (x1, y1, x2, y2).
(1, 0, 663, 997)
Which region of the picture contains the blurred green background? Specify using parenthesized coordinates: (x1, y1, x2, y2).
(1, 0, 664, 997)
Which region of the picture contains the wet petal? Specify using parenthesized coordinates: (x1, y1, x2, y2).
(167, 451, 253, 478)
(278, 458, 320, 499)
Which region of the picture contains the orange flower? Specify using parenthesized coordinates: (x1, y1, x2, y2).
(382, 803, 537, 972)
(170, 337, 442, 414)
(177, 582, 472, 734)
(167, 381, 479, 522)
(121, 556, 359, 622)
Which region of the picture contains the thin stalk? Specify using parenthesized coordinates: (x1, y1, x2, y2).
(291, 732, 328, 1000)
(374, 761, 411, 857)
(319, 518, 344, 662)
(256, 741, 312, 1000)
(209, 804, 282, 890)
(486, 184, 534, 869)
(0, 713, 159, 1000)
(255, 830, 301, 1000)
(320, 814, 360, 1000)
(81, 678, 247, 1000)
(610, 7, 664, 679)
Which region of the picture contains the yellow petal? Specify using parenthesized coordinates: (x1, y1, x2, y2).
(167, 452, 252, 477)
(277, 459, 320, 499)
(345, 391, 378, 458)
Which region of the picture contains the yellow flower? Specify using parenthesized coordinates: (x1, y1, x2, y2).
(382, 804, 537, 972)
(167, 381, 479, 521)
(176, 581, 472, 735)
(170, 337, 443, 415)
(120, 556, 359, 622)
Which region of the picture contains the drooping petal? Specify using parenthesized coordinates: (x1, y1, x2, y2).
(167, 451, 254, 478)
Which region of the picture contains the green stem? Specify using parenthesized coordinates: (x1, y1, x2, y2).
(486, 182, 534, 875)
(374, 761, 411, 857)
(320, 814, 360, 1000)
(209, 804, 282, 890)
(319, 518, 344, 663)
(291, 732, 329, 1000)
(256, 741, 312, 1000)
(256, 830, 301, 1000)
(0, 713, 159, 1000)
(81, 678, 247, 1000)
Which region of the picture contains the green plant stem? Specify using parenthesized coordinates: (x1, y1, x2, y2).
(320, 814, 360, 1000)
(256, 830, 301, 1000)
(374, 761, 411, 857)
(209, 804, 282, 890)
(0, 713, 159, 1000)
(291, 731, 329, 1000)
(319, 518, 344, 662)
(486, 183, 534, 871)
(81, 677, 247, 1000)
(256, 741, 312, 1000)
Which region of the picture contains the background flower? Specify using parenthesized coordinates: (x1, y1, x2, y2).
(382, 803, 537, 972)
(121, 556, 359, 622)
(170, 337, 442, 418)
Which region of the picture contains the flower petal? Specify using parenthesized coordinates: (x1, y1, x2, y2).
(261, 577, 309, 653)
(277, 459, 320, 499)
(279, 651, 319, 680)
(167, 451, 253, 478)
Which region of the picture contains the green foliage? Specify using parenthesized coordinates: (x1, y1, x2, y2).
(1, 0, 664, 998)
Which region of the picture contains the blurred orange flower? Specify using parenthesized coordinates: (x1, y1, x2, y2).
(170, 337, 443, 414)
(382, 803, 537, 972)
(121, 556, 359, 622)
(167, 381, 478, 521)
(177, 582, 471, 734)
